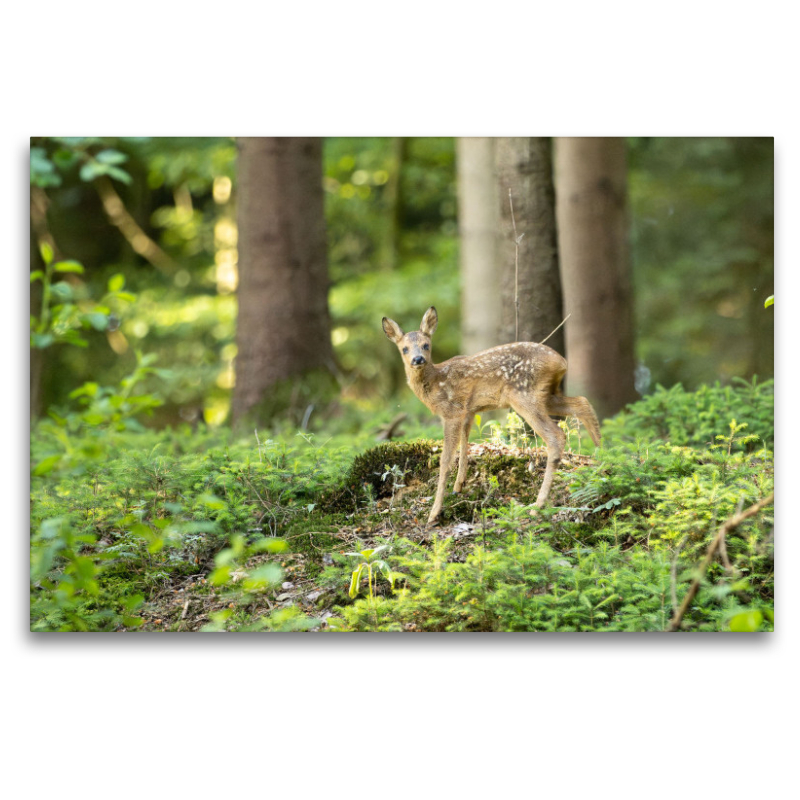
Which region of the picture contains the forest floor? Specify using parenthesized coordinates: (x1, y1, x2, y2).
(132, 443, 594, 632)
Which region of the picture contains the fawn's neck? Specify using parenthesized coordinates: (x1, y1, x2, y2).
(406, 362, 445, 410)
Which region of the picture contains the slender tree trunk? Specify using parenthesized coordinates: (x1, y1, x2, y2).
(30, 266, 44, 422)
(232, 137, 335, 425)
(456, 137, 501, 353)
(495, 137, 565, 355)
(30, 187, 53, 422)
(554, 136, 637, 419)
(381, 136, 407, 272)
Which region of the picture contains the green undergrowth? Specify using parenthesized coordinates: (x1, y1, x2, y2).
(30, 378, 774, 632)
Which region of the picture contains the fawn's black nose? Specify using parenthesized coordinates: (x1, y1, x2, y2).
(411, 355, 426, 367)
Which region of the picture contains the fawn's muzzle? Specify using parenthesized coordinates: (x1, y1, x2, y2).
(411, 356, 426, 367)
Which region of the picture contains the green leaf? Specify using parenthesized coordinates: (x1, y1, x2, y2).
(32, 455, 62, 476)
(69, 382, 99, 399)
(122, 594, 145, 612)
(31, 332, 55, 349)
(79, 161, 104, 182)
(729, 610, 763, 632)
(53, 260, 84, 274)
(242, 563, 283, 590)
(251, 537, 289, 554)
(349, 564, 366, 598)
(107, 166, 133, 184)
(198, 493, 226, 510)
(95, 149, 128, 165)
(84, 312, 110, 331)
(30, 270, 44, 282)
(147, 537, 165, 554)
(209, 565, 231, 586)
(71, 556, 97, 581)
(52, 149, 77, 169)
(108, 273, 125, 292)
(214, 548, 237, 568)
(31, 148, 62, 187)
(60, 331, 88, 347)
(39, 241, 54, 265)
(764, 295, 774, 309)
(50, 282, 73, 301)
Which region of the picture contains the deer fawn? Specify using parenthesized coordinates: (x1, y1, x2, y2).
(382, 306, 601, 526)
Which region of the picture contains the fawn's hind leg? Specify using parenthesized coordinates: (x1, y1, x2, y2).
(510, 392, 566, 507)
(453, 415, 472, 494)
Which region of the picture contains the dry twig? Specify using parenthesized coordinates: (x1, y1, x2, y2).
(376, 413, 408, 441)
(508, 188, 524, 341)
(666, 492, 774, 632)
(539, 314, 571, 347)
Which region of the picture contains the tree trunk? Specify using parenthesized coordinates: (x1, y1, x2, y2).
(380, 136, 407, 272)
(29, 187, 52, 423)
(456, 137, 501, 354)
(232, 137, 335, 425)
(495, 137, 565, 355)
(554, 136, 637, 419)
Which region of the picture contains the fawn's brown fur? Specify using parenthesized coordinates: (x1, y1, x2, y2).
(382, 306, 601, 525)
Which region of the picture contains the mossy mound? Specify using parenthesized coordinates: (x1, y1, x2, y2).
(318, 440, 438, 512)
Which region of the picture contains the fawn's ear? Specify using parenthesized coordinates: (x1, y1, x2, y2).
(382, 317, 404, 343)
(420, 306, 438, 337)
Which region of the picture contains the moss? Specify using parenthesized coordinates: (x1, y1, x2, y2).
(318, 440, 438, 512)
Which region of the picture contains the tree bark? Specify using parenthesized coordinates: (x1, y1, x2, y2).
(456, 137, 501, 354)
(232, 137, 335, 425)
(29, 187, 52, 422)
(554, 137, 637, 419)
(495, 137, 565, 355)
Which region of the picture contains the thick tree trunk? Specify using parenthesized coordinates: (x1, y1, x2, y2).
(495, 137, 565, 355)
(232, 137, 335, 425)
(456, 137, 501, 354)
(554, 136, 637, 419)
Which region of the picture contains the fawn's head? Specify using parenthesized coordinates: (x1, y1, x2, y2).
(382, 306, 438, 370)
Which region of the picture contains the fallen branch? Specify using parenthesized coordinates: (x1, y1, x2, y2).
(666, 492, 774, 632)
(94, 176, 179, 275)
(376, 413, 408, 441)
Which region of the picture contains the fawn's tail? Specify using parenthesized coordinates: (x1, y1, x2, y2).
(547, 393, 602, 446)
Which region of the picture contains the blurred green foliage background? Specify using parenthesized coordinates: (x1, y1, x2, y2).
(30, 136, 773, 428)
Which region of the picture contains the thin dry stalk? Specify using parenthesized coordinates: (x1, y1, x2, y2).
(508, 188, 524, 341)
(666, 492, 774, 632)
(539, 314, 571, 347)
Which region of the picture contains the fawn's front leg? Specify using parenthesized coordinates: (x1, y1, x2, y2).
(428, 418, 460, 525)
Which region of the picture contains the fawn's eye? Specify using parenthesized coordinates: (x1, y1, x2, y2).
(402, 347, 409, 354)
(422, 344, 430, 351)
